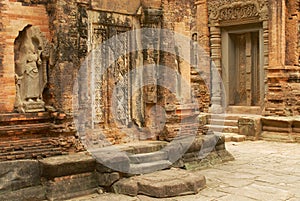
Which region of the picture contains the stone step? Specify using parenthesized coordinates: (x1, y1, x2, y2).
(205, 125, 239, 133)
(129, 160, 172, 175)
(260, 131, 295, 143)
(117, 141, 168, 154)
(208, 119, 238, 127)
(39, 152, 96, 179)
(128, 151, 168, 164)
(207, 114, 241, 121)
(113, 169, 206, 198)
(222, 133, 246, 142)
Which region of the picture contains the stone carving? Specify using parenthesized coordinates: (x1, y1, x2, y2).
(92, 24, 131, 127)
(207, 0, 268, 22)
(93, 26, 108, 123)
(219, 4, 259, 21)
(14, 26, 49, 113)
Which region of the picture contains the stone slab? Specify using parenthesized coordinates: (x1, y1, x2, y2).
(113, 169, 206, 198)
(91, 0, 140, 14)
(129, 160, 172, 175)
(0, 160, 40, 192)
(129, 151, 168, 164)
(97, 172, 120, 187)
(238, 116, 261, 140)
(39, 152, 96, 179)
(93, 148, 130, 173)
(45, 172, 98, 201)
(0, 185, 45, 201)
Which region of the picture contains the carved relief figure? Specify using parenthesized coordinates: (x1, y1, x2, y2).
(14, 25, 49, 113)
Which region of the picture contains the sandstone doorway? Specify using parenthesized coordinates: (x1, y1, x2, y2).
(222, 24, 264, 114)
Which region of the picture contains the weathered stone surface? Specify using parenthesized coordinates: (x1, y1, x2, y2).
(0, 160, 40, 192)
(97, 172, 120, 187)
(39, 152, 96, 179)
(238, 117, 261, 140)
(93, 149, 130, 173)
(292, 117, 300, 133)
(45, 172, 98, 201)
(113, 169, 206, 198)
(129, 160, 172, 175)
(129, 151, 168, 164)
(0, 185, 45, 201)
(184, 150, 234, 170)
(262, 117, 293, 133)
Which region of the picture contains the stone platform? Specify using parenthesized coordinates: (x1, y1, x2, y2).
(113, 169, 206, 198)
(0, 134, 232, 200)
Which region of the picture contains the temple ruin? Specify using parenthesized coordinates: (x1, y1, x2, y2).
(0, 0, 299, 200)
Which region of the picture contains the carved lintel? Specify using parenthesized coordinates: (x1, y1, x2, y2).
(208, 0, 269, 24)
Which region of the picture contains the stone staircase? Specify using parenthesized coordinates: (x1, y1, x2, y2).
(204, 113, 246, 142)
(128, 151, 172, 174)
(94, 141, 172, 175)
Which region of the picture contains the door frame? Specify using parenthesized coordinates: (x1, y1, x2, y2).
(221, 23, 264, 114)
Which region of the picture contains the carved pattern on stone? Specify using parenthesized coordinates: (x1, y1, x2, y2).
(91, 25, 131, 127)
(92, 26, 107, 123)
(111, 31, 131, 126)
(207, 0, 268, 22)
(219, 4, 259, 21)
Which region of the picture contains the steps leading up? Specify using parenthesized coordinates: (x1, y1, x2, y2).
(204, 113, 247, 142)
(129, 160, 172, 174)
(128, 151, 168, 164)
(205, 125, 239, 133)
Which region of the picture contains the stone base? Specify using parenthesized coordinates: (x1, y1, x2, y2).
(113, 169, 206, 198)
(238, 116, 261, 140)
(0, 186, 45, 201)
(23, 100, 45, 113)
(45, 173, 98, 201)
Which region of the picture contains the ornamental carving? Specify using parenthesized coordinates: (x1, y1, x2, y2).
(219, 4, 259, 21)
(207, 0, 268, 22)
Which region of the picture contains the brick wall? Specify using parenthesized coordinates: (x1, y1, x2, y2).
(161, 0, 210, 112)
(0, 0, 50, 113)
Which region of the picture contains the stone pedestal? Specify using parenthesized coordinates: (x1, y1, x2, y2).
(23, 100, 45, 113)
(238, 117, 261, 140)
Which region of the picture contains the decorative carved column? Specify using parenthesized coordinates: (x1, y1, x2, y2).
(141, 7, 162, 139)
(209, 26, 223, 113)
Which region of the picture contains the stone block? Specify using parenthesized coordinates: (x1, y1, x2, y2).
(186, 137, 203, 153)
(292, 117, 300, 133)
(238, 117, 261, 140)
(93, 149, 130, 173)
(97, 172, 120, 187)
(45, 173, 98, 201)
(0, 185, 45, 201)
(113, 169, 206, 198)
(129, 160, 172, 175)
(163, 142, 185, 163)
(232, 135, 246, 142)
(262, 117, 293, 133)
(129, 151, 168, 164)
(39, 152, 96, 179)
(0, 160, 40, 193)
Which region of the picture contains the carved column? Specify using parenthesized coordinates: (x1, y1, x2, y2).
(141, 8, 162, 139)
(210, 26, 223, 113)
